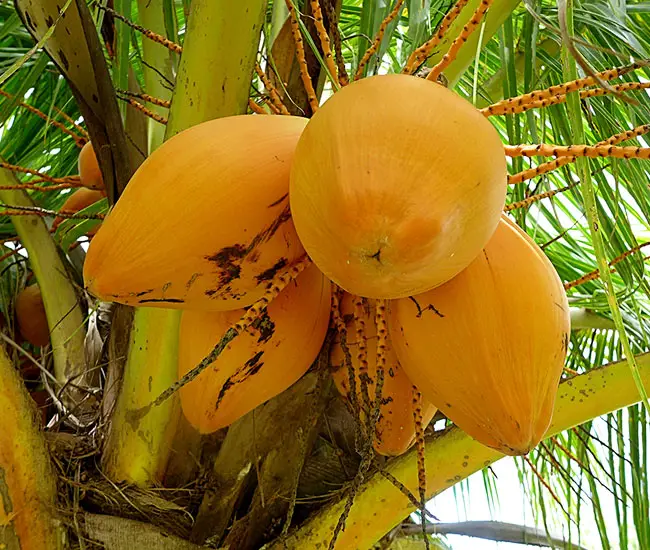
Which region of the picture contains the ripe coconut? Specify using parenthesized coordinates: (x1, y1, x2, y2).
(330, 292, 437, 456)
(16, 284, 49, 347)
(290, 74, 507, 299)
(78, 141, 105, 191)
(53, 188, 106, 236)
(388, 216, 570, 455)
(178, 262, 331, 433)
(84, 115, 308, 311)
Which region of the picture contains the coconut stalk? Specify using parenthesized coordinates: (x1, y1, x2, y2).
(0, 343, 64, 549)
(102, 0, 267, 486)
(166, 0, 267, 135)
(278, 352, 650, 548)
(0, 171, 89, 415)
(102, 310, 182, 484)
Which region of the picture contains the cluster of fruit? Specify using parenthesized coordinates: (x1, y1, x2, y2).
(83, 74, 570, 457)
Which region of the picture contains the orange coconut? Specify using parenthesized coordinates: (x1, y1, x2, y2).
(330, 292, 436, 456)
(388, 216, 571, 456)
(78, 141, 104, 191)
(289, 74, 507, 299)
(84, 115, 308, 311)
(178, 262, 330, 433)
(53, 188, 106, 235)
(16, 284, 49, 347)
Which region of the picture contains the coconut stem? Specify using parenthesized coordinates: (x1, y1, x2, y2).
(507, 123, 650, 185)
(504, 143, 650, 160)
(254, 63, 291, 115)
(117, 96, 168, 125)
(427, 0, 494, 83)
(284, 0, 320, 113)
(309, 0, 341, 87)
(327, 299, 388, 550)
(0, 161, 80, 184)
(354, 0, 405, 81)
(403, 0, 470, 75)
(248, 98, 270, 114)
(321, 0, 348, 85)
(0, 89, 86, 145)
(483, 60, 648, 116)
(331, 287, 368, 459)
(412, 387, 430, 550)
(504, 183, 578, 212)
(564, 242, 650, 290)
(352, 295, 373, 424)
(483, 81, 650, 117)
(97, 4, 183, 54)
(116, 89, 171, 108)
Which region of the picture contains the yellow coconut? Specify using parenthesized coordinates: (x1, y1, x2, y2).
(178, 262, 331, 433)
(290, 74, 507, 299)
(84, 115, 308, 311)
(53, 187, 106, 236)
(330, 292, 437, 456)
(15, 284, 49, 347)
(388, 216, 571, 455)
(78, 141, 105, 191)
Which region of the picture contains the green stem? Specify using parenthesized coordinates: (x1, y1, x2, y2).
(278, 353, 650, 549)
(0, 175, 88, 410)
(166, 0, 267, 136)
(560, 0, 650, 413)
(102, 308, 181, 484)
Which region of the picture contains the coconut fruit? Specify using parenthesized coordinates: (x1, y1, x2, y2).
(330, 292, 437, 456)
(53, 187, 106, 235)
(388, 216, 571, 455)
(290, 74, 507, 299)
(178, 262, 331, 433)
(78, 141, 105, 191)
(16, 284, 49, 347)
(84, 115, 308, 311)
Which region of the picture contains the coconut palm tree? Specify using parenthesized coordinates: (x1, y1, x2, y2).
(0, 0, 648, 548)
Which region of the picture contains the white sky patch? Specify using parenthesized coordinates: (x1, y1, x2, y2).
(23, 88, 35, 99)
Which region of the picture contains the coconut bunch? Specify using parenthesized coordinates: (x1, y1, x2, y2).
(84, 74, 570, 456)
(290, 75, 570, 456)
